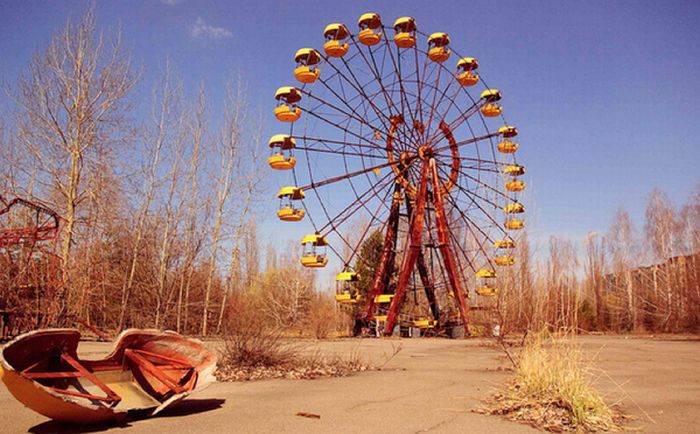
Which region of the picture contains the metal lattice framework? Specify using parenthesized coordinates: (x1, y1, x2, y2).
(269, 14, 526, 336)
(0, 194, 63, 338)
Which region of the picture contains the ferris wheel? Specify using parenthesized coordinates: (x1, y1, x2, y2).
(269, 13, 526, 336)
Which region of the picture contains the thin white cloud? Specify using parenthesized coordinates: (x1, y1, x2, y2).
(161, 0, 182, 5)
(189, 17, 233, 40)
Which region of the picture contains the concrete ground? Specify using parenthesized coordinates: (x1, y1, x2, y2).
(1, 336, 699, 433)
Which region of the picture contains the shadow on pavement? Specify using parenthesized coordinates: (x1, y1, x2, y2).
(28, 399, 226, 433)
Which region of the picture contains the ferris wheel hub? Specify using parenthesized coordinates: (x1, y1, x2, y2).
(417, 145, 434, 160)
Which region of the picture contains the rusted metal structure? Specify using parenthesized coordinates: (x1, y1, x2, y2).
(0, 194, 64, 339)
(268, 14, 527, 336)
(0, 329, 217, 423)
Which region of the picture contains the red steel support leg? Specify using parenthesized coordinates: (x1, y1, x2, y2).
(416, 251, 440, 323)
(405, 195, 440, 323)
(384, 160, 431, 335)
(362, 184, 401, 321)
(429, 158, 470, 336)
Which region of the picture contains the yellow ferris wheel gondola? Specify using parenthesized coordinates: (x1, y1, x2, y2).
(357, 13, 382, 46)
(323, 23, 350, 58)
(427, 32, 451, 63)
(335, 271, 361, 303)
(393, 16, 416, 48)
(503, 165, 525, 177)
(497, 140, 519, 154)
(268, 134, 297, 170)
(475, 269, 498, 296)
(294, 48, 321, 84)
(456, 57, 479, 86)
(301, 234, 329, 268)
(506, 180, 526, 192)
(494, 239, 516, 249)
(277, 186, 305, 222)
(481, 104, 503, 117)
(503, 202, 525, 214)
(498, 125, 519, 138)
(505, 218, 525, 230)
(413, 319, 437, 328)
(274, 86, 302, 122)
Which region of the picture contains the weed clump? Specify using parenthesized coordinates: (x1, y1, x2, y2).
(479, 331, 626, 432)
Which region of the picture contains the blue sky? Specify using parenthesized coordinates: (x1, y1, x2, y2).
(1, 0, 699, 264)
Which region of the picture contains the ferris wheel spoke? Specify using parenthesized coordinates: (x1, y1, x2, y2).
(357, 43, 422, 151)
(450, 163, 514, 202)
(302, 88, 391, 141)
(434, 163, 508, 236)
(300, 158, 407, 191)
(411, 43, 429, 132)
(318, 167, 402, 235)
(381, 28, 423, 147)
(444, 224, 478, 274)
(422, 62, 449, 142)
(432, 132, 500, 154)
(295, 144, 385, 160)
(303, 107, 387, 150)
(439, 189, 498, 269)
(425, 101, 483, 145)
(314, 60, 394, 138)
(329, 184, 396, 269)
(292, 135, 388, 153)
(432, 152, 508, 167)
(348, 37, 398, 112)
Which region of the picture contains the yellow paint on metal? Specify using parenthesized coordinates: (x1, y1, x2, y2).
(504, 202, 525, 214)
(497, 140, 519, 153)
(294, 48, 321, 65)
(506, 180, 526, 192)
(301, 234, 328, 246)
(476, 269, 496, 278)
(276, 207, 304, 222)
(498, 125, 518, 138)
(457, 71, 479, 86)
(274, 105, 301, 122)
(480, 89, 502, 102)
(374, 294, 394, 303)
(294, 65, 320, 84)
(481, 104, 503, 117)
(268, 154, 296, 170)
(300, 255, 328, 268)
(323, 40, 349, 58)
(494, 239, 516, 249)
(268, 134, 296, 149)
(494, 255, 516, 266)
(503, 165, 525, 176)
(457, 57, 479, 70)
(505, 219, 525, 230)
(336, 271, 359, 281)
(277, 186, 305, 199)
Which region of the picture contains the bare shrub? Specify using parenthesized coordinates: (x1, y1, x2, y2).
(305, 293, 337, 339)
(220, 296, 298, 369)
(217, 295, 372, 381)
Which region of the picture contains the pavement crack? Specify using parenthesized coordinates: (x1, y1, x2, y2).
(415, 414, 460, 433)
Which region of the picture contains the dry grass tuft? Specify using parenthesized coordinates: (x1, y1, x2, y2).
(479, 330, 627, 432)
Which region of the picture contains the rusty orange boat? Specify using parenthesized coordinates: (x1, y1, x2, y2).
(0, 328, 217, 424)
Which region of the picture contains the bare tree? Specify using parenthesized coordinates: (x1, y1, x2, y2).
(12, 7, 137, 281)
(607, 208, 639, 330)
(117, 62, 177, 330)
(584, 232, 606, 329)
(645, 189, 680, 329)
(201, 81, 247, 336)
